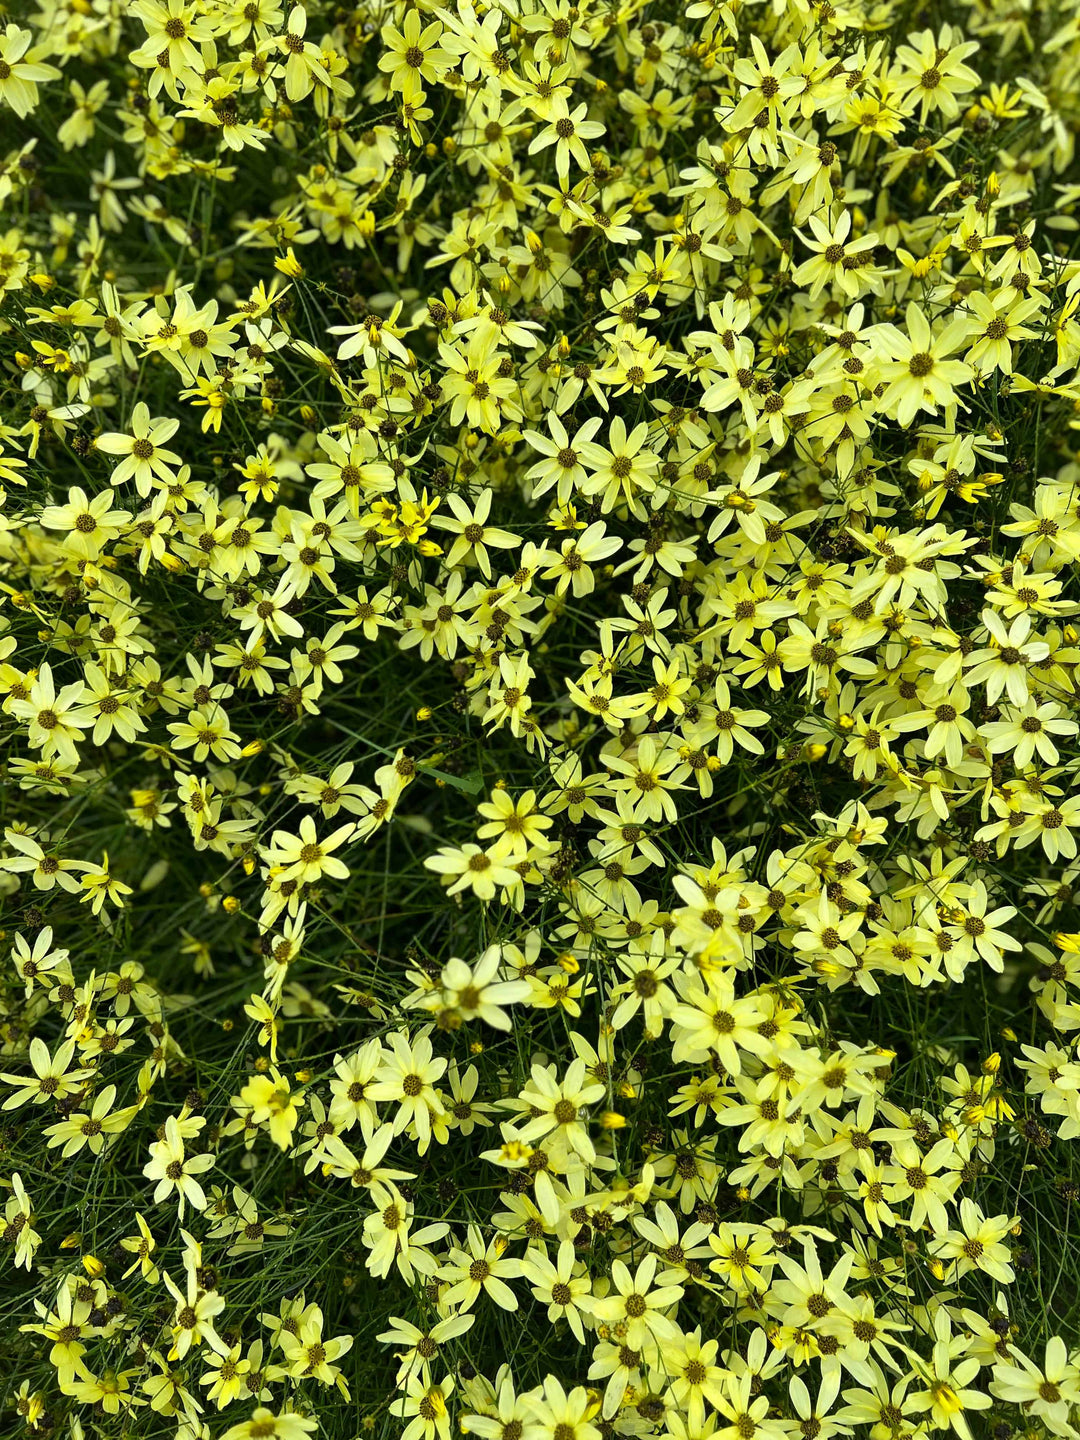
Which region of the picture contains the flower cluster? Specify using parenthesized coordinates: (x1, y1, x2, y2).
(1, 0, 1080, 1438)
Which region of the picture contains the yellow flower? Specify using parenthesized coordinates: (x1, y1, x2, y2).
(239, 1067, 304, 1150)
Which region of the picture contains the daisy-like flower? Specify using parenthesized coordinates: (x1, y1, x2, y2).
(44, 1084, 133, 1158)
(391, 1373, 456, 1440)
(965, 609, 1050, 707)
(329, 583, 398, 639)
(520, 1238, 592, 1343)
(603, 734, 687, 823)
(664, 1330, 730, 1433)
(942, 878, 1021, 976)
(438, 1224, 525, 1311)
(528, 101, 605, 182)
(363, 1182, 449, 1282)
(991, 1336, 1080, 1431)
(931, 1198, 1017, 1283)
(885, 1136, 963, 1231)
(0, 25, 61, 117)
(578, 416, 659, 519)
(789, 892, 867, 982)
(1023, 793, 1080, 862)
(377, 1313, 475, 1386)
(379, 11, 451, 100)
(587, 1251, 684, 1347)
(875, 302, 973, 427)
(892, 26, 981, 120)
(264, 814, 355, 885)
(794, 210, 880, 300)
(220, 1411, 317, 1440)
(327, 1039, 383, 1139)
(239, 1068, 304, 1151)
(669, 969, 771, 1074)
(276, 5, 329, 101)
(6, 927, 72, 999)
(9, 664, 94, 766)
(95, 401, 182, 494)
(21, 1284, 93, 1388)
(512, 1057, 605, 1163)
(163, 1260, 227, 1360)
(279, 1312, 353, 1391)
(610, 939, 680, 1037)
(424, 951, 531, 1029)
(542, 521, 622, 598)
(526, 1378, 602, 1440)
(907, 1341, 990, 1439)
(119, 1214, 160, 1284)
(167, 705, 244, 763)
(982, 697, 1078, 766)
(475, 788, 554, 859)
(130, 0, 214, 74)
(142, 1115, 215, 1217)
(306, 430, 395, 509)
(2, 1173, 40, 1271)
(438, 343, 521, 434)
(0, 1035, 91, 1107)
(329, 304, 411, 367)
(961, 290, 1042, 376)
(523, 414, 602, 505)
(424, 842, 520, 900)
(368, 1030, 448, 1148)
(432, 489, 521, 576)
(40, 485, 133, 561)
(200, 1341, 253, 1409)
